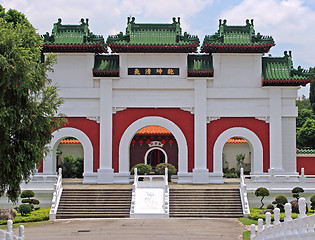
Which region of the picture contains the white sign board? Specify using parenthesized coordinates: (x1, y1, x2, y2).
(134, 188, 164, 214)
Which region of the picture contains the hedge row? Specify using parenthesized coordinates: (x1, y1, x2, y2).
(0, 208, 50, 225)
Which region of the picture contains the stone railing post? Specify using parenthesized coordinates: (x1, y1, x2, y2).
(165, 167, 168, 186)
(265, 212, 271, 228)
(19, 225, 24, 240)
(284, 203, 292, 222)
(274, 208, 280, 225)
(250, 224, 256, 239)
(300, 168, 306, 183)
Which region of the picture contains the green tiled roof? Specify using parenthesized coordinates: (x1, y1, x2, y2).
(187, 54, 213, 77)
(107, 17, 199, 53)
(201, 19, 274, 53)
(297, 149, 315, 154)
(43, 18, 107, 53)
(93, 55, 119, 77)
(262, 51, 314, 86)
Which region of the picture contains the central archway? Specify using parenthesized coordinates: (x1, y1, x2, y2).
(144, 147, 168, 167)
(119, 116, 188, 174)
(213, 127, 263, 175)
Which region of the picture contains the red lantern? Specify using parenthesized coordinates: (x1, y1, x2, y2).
(169, 139, 173, 145)
(161, 139, 166, 145)
(131, 139, 136, 145)
(146, 139, 151, 145)
(139, 139, 144, 146)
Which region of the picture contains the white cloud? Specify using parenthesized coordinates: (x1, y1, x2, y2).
(220, 0, 315, 67)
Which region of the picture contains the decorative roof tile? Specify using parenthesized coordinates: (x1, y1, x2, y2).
(201, 19, 275, 53)
(226, 137, 248, 144)
(93, 55, 119, 77)
(187, 54, 213, 77)
(60, 139, 81, 144)
(136, 126, 171, 135)
(107, 17, 199, 53)
(262, 51, 314, 86)
(297, 149, 315, 154)
(43, 18, 107, 53)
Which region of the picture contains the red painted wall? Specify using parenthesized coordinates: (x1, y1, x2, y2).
(297, 156, 315, 174)
(112, 108, 194, 172)
(207, 118, 270, 172)
(38, 117, 100, 173)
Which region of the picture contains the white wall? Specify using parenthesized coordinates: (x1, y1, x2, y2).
(223, 143, 251, 171)
(57, 143, 84, 157)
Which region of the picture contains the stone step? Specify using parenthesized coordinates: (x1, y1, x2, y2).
(169, 213, 243, 218)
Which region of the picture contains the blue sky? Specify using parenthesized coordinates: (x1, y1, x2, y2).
(2, 0, 315, 96)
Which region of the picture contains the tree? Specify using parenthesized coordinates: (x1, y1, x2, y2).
(0, 6, 65, 203)
(309, 67, 315, 114)
(255, 187, 270, 209)
(297, 118, 315, 148)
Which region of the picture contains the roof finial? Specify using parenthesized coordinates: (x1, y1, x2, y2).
(251, 19, 254, 26)
(284, 51, 288, 57)
(86, 18, 89, 25)
(57, 18, 62, 24)
(131, 17, 135, 23)
(223, 19, 227, 25)
(80, 18, 84, 24)
(246, 19, 250, 26)
(177, 17, 180, 23)
(289, 50, 292, 57)
(219, 19, 222, 26)
(127, 16, 130, 24)
(172, 17, 176, 23)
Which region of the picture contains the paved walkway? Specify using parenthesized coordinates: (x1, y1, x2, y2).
(20, 218, 247, 240)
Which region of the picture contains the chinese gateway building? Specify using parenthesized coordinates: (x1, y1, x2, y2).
(40, 17, 314, 184)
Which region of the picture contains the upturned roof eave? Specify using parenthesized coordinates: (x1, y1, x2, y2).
(108, 43, 199, 53)
(201, 43, 274, 53)
(42, 43, 108, 53)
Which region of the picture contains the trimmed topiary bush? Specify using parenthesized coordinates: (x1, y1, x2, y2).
(20, 190, 34, 199)
(255, 187, 270, 209)
(18, 204, 32, 216)
(310, 195, 315, 211)
(267, 204, 274, 210)
(272, 195, 288, 212)
(20, 190, 40, 210)
(155, 163, 177, 175)
(131, 163, 152, 175)
(292, 187, 304, 201)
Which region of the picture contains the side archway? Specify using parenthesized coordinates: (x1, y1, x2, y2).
(213, 127, 263, 175)
(119, 116, 188, 174)
(43, 127, 93, 175)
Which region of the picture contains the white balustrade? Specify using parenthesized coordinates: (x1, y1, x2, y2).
(49, 168, 63, 220)
(240, 168, 251, 217)
(251, 197, 315, 240)
(0, 220, 24, 240)
(130, 167, 169, 218)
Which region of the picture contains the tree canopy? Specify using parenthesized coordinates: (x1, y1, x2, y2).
(309, 67, 315, 114)
(0, 5, 65, 202)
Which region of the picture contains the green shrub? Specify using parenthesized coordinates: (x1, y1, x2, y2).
(267, 204, 274, 210)
(255, 187, 270, 209)
(223, 168, 238, 178)
(0, 208, 50, 225)
(58, 154, 83, 178)
(248, 208, 298, 221)
(131, 163, 152, 175)
(18, 204, 32, 216)
(20, 190, 34, 199)
(292, 187, 304, 200)
(155, 163, 177, 175)
(272, 195, 288, 212)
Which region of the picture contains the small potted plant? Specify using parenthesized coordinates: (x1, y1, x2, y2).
(155, 163, 177, 182)
(131, 163, 152, 181)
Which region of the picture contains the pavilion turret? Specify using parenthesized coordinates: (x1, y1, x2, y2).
(107, 17, 199, 53)
(43, 18, 107, 53)
(201, 19, 275, 53)
(262, 51, 314, 86)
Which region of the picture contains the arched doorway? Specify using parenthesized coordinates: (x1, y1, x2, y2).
(145, 147, 168, 169)
(56, 137, 84, 178)
(129, 125, 177, 171)
(213, 127, 263, 175)
(43, 127, 93, 178)
(119, 116, 188, 177)
(222, 137, 251, 175)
